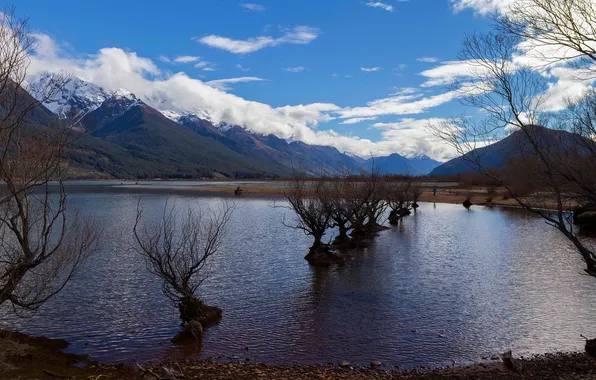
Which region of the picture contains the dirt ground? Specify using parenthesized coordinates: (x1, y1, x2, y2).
(2, 329, 596, 380)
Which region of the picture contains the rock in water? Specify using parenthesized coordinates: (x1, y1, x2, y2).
(172, 320, 203, 344)
(339, 360, 351, 368)
(501, 350, 523, 372)
(371, 360, 382, 367)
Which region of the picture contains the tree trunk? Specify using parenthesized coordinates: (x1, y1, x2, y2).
(178, 295, 203, 323)
(564, 229, 596, 275)
(0, 265, 28, 307)
(178, 295, 222, 327)
(388, 209, 399, 225)
(312, 232, 324, 248)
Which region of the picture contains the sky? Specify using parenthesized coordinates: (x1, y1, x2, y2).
(12, 0, 593, 161)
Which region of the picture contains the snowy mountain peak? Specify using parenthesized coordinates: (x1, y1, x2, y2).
(25, 73, 111, 121)
(160, 110, 182, 122)
(217, 122, 234, 133)
(407, 153, 433, 161)
(113, 88, 137, 100)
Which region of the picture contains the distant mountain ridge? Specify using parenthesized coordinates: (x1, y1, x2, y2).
(368, 153, 440, 176)
(24, 74, 443, 178)
(429, 125, 586, 176)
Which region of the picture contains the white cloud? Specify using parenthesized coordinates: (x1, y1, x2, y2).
(173, 56, 200, 63)
(451, 0, 513, 15)
(205, 77, 266, 91)
(196, 26, 319, 54)
(366, 2, 394, 12)
(194, 60, 216, 71)
(539, 66, 595, 112)
(306, 119, 456, 161)
(240, 3, 265, 11)
(419, 60, 482, 87)
(236, 64, 250, 71)
(338, 90, 460, 119)
(341, 117, 378, 124)
(361, 67, 382, 72)
(392, 87, 418, 95)
(417, 57, 439, 63)
(370, 118, 458, 159)
(160, 55, 212, 68)
(283, 66, 306, 72)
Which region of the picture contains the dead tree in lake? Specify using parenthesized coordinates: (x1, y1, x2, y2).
(133, 199, 235, 342)
(283, 176, 343, 265)
(386, 177, 416, 224)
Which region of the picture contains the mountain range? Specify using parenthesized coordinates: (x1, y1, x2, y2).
(23, 74, 441, 179)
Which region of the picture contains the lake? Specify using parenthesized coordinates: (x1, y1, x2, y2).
(2, 188, 596, 369)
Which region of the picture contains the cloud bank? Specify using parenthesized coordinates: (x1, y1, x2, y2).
(25, 34, 497, 161)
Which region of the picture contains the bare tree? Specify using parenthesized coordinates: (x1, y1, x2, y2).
(133, 199, 234, 329)
(282, 176, 340, 264)
(386, 177, 415, 224)
(429, 3, 596, 275)
(0, 7, 100, 313)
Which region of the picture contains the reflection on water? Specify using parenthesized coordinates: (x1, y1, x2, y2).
(2, 191, 596, 369)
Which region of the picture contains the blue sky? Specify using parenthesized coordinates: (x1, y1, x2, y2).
(15, 1, 519, 160)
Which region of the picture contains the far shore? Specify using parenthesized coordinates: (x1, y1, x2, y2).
(1, 329, 595, 380)
(59, 179, 558, 210)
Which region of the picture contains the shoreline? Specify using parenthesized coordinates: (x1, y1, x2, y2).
(1, 329, 595, 379)
(60, 180, 551, 210)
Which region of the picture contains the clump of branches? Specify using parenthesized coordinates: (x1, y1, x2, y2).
(327, 177, 359, 247)
(350, 168, 389, 240)
(133, 199, 235, 331)
(282, 165, 402, 265)
(386, 177, 417, 224)
(282, 175, 338, 264)
(0, 7, 101, 314)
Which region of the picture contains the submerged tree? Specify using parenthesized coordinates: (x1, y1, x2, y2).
(386, 177, 416, 224)
(0, 7, 101, 313)
(283, 176, 340, 265)
(349, 167, 388, 241)
(327, 178, 360, 247)
(133, 199, 234, 341)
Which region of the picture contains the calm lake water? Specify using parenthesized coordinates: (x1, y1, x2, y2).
(2, 188, 596, 369)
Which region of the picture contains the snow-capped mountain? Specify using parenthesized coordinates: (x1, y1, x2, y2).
(25, 73, 111, 122)
(25, 74, 441, 177)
